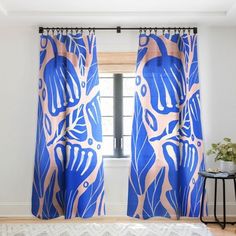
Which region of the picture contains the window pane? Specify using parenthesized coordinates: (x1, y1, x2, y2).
(100, 78, 113, 97)
(123, 116, 133, 136)
(102, 136, 114, 156)
(100, 73, 114, 78)
(123, 77, 135, 96)
(123, 136, 131, 156)
(100, 97, 113, 116)
(123, 73, 136, 78)
(102, 117, 113, 135)
(123, 97, 134, 116)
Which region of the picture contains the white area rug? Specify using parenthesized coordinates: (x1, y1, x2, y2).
(0, 223, 212, 236)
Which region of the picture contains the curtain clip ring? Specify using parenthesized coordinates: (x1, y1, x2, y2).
(154, 27, 157, 35)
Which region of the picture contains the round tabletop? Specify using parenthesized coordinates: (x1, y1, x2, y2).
(198, 171, 236, 179)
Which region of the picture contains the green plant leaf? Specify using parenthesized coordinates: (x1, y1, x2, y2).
(209, 138, 236, 162)
(212, 143, 217, 148)
(224, 137, 231, 142)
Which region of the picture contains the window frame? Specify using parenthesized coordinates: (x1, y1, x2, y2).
(101, 74, 133, 159)
(98, 52, 136, 159)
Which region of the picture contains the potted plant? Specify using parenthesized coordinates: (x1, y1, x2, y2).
(207, 138, 236, 174)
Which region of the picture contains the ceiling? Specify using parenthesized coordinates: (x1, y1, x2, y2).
(1, 0, 236, 27)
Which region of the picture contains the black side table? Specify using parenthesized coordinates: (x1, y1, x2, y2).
(199, 171, 236, 229)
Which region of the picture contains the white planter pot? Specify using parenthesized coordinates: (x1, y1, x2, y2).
(219, 160, 236, 174)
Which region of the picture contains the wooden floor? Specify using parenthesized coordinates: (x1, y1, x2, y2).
(0, 216, 235, 236)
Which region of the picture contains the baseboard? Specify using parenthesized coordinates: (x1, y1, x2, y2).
(106, 202, 127, 216)
(0, 202, 31, 217)
(0, 202, 235, 217)
(207, 202, 236, 216)
(0, 202, 128, 217)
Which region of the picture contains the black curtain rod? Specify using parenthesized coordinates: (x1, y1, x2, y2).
(39, 26, 197, 34)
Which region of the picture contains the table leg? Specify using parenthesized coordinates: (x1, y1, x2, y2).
(200, 177, 206, 223)
(214, 178, 217, 220)
(234, 178, 236, 201)
(198, 175, 236, 228)
(222, 179, 226, 229)
(213, 179, 223, 227)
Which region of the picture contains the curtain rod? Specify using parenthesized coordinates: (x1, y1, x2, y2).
(38, 26, 198, 34)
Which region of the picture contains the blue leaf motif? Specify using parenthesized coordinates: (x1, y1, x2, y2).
(136, 47, 147, 69)
(145, 109, 158, 131)
(178, 140, 198, 215)
(189, 91, 202, 139)
(163, 142, 179, 215)
(66, 143, 97, 189)
(168, 120, 179, 134)
(40, 35, 48, 69)
(66, 105, 87, 141)
(32, 184, 40, 217)
(78, 165, 105, 218)
(54, 144, 66, 210)
(178, 34, 190, 71)
(86, 37, 99, 95)
(60, 143, 98, 218)
(136, 34, 149, 69)
(127, 178, 139, 217)
(189, 61, 199, 90)
(56, 34, 86, 76)
(86, 62, 98, 95)
(47, 118, 66, 146)
(139, 34, 150, 47)
(179, 102, 191, 138)
(188, 36, 199, 90)
(143, 167, 170, 219)
(32, 99, 50, 216)
(48, 105, 87, 146)
(150, 119, 179, 142)
(169, 34, 181, 44)
(189, 157, 206, 217)
(130, 94, 156, 195)
(142, 36, 186, 114)
(40, 50, 46, 69)
(44, 55, 81, 116)
(44, 114, 52, 135)
(42, 171, 59, 219)
(86, 93, 102, 142)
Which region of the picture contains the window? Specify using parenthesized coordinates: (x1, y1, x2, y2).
(100, 73, 135, 158)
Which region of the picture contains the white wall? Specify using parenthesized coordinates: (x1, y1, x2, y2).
(198, 26, 236, 216)
(0, 26, 236, 217)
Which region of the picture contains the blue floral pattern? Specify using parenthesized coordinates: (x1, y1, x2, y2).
(32, 33, 105, 219)
(128, 33, 207, 219)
